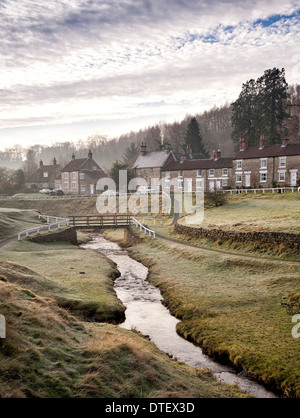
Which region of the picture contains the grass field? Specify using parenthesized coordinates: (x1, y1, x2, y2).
(0, 208, 44, 242)
(108, 233, 300, 398)
(180, 192, 300, 233)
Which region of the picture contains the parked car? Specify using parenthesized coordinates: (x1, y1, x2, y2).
(39, 188, 52, 194)
(50, 189, 64, 196)
(136, 186, 158, 195)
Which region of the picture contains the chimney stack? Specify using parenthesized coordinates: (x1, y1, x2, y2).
(159, 144, 165, 151)
(213, 149, 221, 160)
(39, 160, 43, 167)
(239, 138, 248, 151)
(281, 138, 289, 147)
(53, 157, 57, 166)
(180, 155, 187, 163)
(72, 153, 75, 160)
(88, 150, 92, 159)
(259, 135, 266, 149)
(165, 142, 172, 152)
(140, 142, 147, 156)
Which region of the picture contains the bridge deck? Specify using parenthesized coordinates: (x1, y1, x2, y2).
(69, 215, 132, 228)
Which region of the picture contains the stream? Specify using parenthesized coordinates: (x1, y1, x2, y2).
(82, 234, 277, 399)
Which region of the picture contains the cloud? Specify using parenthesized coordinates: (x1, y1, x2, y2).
(0, 0, 299, 148)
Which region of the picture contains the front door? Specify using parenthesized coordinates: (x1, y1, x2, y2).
(245, 173, 251, 188)
(216, 180, 221, 190)
(290, 171, 297, 187)
(209, 181, 215, 192)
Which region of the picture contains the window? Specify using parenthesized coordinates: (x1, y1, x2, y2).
(64, 173, 68, 179)
(178, 179, 183, 189)
(236, 174, 242, 183)
(222, 179, 228, 187)
(165, 171, 170, 178)
(150, 168, 154, 175)
(72, 182, 76, 189)
(72, 172, 76, 179)
(137, 169, 141, 176)
(236, 160, 242, 170)
(197, 169, 202, 177)
(209, 169, 215, 177)
(43, 172, 48, 178)
(279, 172, 285, 182)
(279, 158, 286, 168)
(260, 172, 267, 183)
(165, 179, 170, 189)
(260, 159, 267, 169)
(178, 170, 183, 177)
(80, 173, 84, 180)
(64, 182, 68, 189)
(81, 185, 86, 192)
(222, 168, 228, 176)
(196, 178, 203, 189)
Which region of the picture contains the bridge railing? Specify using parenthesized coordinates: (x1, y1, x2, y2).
(131, 217, 156, 238)
(222, 187, 300, 195)
(18, 216, 70, 241)
(133, 217, 163, 226)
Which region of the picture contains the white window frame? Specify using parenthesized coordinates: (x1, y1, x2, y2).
(72, 172, 76, 179)
(178, 170, 183, 178)
(260, 172, 267, 183)
(260, 158, 268, 169)
(178, 179, 183, 189)
(279, 157, 286, 168)
(64, 182, 68, 189)
(222, 168, 228, 177)
(43, 172, 48, 178)
(196, 178, 203, 189)
(80, 173, 85, 180)
(278, 171, 286, 182)
(72, 182, 76, 189)
(165, 178, 170, 189)
(81, 185, 86, 192)
(236, 160, 243, 170)
(149, 168, 154, 175)
(137, 169, 141, 176)
(165, 171, 170, 178)
(64, 173, 68, 179)
(236, 173, 242, 183)
(197, 169, 202, 177)
(222, 179, 228, 187)
(209, 169, 215, 177)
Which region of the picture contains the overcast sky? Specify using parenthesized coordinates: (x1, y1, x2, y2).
(0, 0, 299, 150)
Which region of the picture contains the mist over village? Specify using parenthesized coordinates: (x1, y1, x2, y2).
(0, 0, 299, 404)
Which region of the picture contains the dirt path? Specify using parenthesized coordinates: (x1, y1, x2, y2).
(155, 232, 300, 264)
(0, 236, 17, 249)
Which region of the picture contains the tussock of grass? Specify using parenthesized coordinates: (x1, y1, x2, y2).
(130, 237, 300, 397)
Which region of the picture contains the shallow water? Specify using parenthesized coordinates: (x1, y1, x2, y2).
(82, 235, 277, 398)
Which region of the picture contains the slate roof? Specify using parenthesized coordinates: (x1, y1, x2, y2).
(162, 158, 233, 171)
(133, 151, 173, 169)
(27, 164, 60, 183)
(61, 158, 88, 172)
(234, 143, 300, 160)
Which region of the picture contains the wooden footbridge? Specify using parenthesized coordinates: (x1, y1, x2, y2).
(17, 214, 159, 241)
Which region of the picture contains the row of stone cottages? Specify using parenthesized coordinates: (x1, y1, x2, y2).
(26, 137, 300, 195)
(133, 137, 300, 192)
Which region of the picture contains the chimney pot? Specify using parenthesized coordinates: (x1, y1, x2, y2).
(53, 157, 57, 166)
(72, 153, 75, 160)
(88, 150, 92, 159)
(39, 160, 43, 167)
(259, 135, 266, 149)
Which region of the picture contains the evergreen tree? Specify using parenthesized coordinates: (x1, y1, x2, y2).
(122, 142, 139, 168)
(231, 68, 289, 147)
(256, 68, 289, 144)
(184, 117, 209, 159)
(231, 79, 259, 147)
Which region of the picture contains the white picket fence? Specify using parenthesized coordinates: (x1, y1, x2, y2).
(223, 187, 300, 195)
